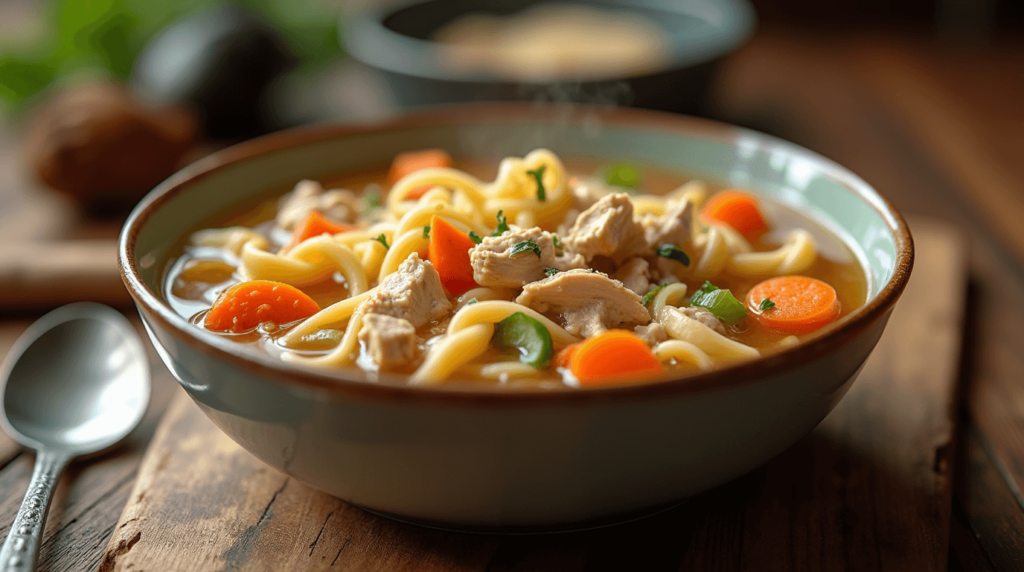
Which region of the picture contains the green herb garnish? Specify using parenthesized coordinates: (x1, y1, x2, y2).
(423, 225, 431, 239)
(492, 210, 510, 236)
(544, 267, 559, 277)
(552, 234, 563, 249)
(466, 298, 478, 305)
(510, 240, 542, 258)
(527, 166, 547, 201)
(642, 284, 668, 306)
(657, 244, 691, 266)
(757, 298, 776, 312)
(363, 188, 382, 208)
(492, 312, 554, 368)
(689, 282, 747, 325)
(468, 231, 483, 244)
(373, 234, 389, 250)
(604, 163, 640, 189)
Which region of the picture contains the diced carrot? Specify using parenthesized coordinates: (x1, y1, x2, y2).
(554, 342, 582, 369)
(746, 276, 841, 335)
(701, 190, 769, 237)
(427, 215, 477, 296)
(285, 210, 354, 252)
(404, 185, 433, 201)
(388, 149, 453, 185)
(570, 330, 663, 387)
(204, 280, 320, 333)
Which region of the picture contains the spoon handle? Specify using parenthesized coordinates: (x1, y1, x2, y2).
(0, 451, 70, 572)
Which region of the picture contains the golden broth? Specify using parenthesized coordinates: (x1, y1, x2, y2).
(163, 160, 867, 388)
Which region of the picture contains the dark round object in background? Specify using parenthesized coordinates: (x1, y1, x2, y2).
(344, 0, 756, 116)
(132, 5, 295, 140)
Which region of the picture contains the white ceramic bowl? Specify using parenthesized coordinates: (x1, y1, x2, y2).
(119, 105, 912, 531)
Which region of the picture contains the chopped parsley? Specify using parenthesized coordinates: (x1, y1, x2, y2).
(552, 234, 563, 249)
(423, 225, 431, 239)
(758, 298, 776, 312)
(362, 186, 382, 208)
(466, 298, 479, 305)
(642, 283, 668, 306)
(510, 240, 542, 258)
(527, 165, 547, 201)
(656, 244, 691, 266)
(373, 234, 389, 250)
(544, 267, 559, 277)
(492, 210, 510, 236)
(468, 231, 483, 244)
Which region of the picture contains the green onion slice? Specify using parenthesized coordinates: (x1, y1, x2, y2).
(493, 312, 554, 368)
(689, 282, 747, 325)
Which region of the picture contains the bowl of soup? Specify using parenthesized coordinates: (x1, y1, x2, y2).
(119, 104, 912, 531)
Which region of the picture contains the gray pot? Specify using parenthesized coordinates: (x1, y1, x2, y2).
(343, 0, 756, 115)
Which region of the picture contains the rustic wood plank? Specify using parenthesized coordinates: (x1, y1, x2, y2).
(713, 31, 1024, 567)
(100, 221, 965, 571)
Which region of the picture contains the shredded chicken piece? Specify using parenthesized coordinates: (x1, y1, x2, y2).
(276, 179, 361, 229)
(515, 269, 650, 337)
(680, 306, 726, 334)
(635, 322, 668, 347)
(470, 226, 584, 288)
(563, 193, 647, 263)
(613, 257, 651, 296)
(363, 254, 451, 327)
(359, 313, 418, 370)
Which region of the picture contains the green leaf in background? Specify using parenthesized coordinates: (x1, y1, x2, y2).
(0, 0, 342, 110)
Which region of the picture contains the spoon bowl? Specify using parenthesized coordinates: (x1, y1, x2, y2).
(0, 303, 150, 571)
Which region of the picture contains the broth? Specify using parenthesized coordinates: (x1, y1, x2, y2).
(163, 155, 866, 389)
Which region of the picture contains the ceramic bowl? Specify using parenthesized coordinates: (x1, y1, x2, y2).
(119, 105, 912, 531)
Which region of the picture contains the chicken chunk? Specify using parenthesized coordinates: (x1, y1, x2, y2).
(363, 254, 452, 327)
(635, 322, 668, 347)
(680, 306, 726, 334)
(563, 193, 647, 263)
(470, 226, 585, 288)
(641, 198, 695, 251)
(359, 313, 418, 370)
(515, 269, 650, 337)
(613, 257, 651, 296)
(276, 179, 360, 229)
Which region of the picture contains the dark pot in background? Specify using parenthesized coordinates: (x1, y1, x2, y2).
(343, 0, 756, 115)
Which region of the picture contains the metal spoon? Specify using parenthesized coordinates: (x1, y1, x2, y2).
(0, 303, 150, 571)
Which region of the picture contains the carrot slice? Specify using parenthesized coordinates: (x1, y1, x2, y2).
(285, 210, 355, 252)
(570, 330, 663, 387)
(427, 215, 478, 296)
(388, 149, 453, 185)
(701, 190, 769, 236)
(204, 280, 320, 333)
(746, 276, 841, 335)
(554, 342, 582, 369)
(404, 185, 433, 201)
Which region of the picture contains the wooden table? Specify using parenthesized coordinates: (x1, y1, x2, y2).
(0, 28, 1022, 570)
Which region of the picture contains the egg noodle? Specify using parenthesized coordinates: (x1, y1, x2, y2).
(189, 149, 820, 384)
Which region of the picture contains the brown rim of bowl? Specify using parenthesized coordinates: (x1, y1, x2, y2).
(118, 102, 914, 405)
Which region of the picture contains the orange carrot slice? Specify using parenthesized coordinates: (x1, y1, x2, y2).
(388, 149, 453, 186)
(702, 190, 769, 236)
(746, 276, 841, 335)
(204, 280, 320, 333)
(285, 210, 354, 252)
(570, 330, 663, 387)
(554, 342, 582, 369)
(427, 215, 477, 296)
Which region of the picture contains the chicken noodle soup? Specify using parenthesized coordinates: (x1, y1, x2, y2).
(164, 149, 866, 388)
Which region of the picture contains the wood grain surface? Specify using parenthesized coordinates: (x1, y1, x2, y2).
(96, 220, 965, 571)
(711, 31, 1024, 567)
